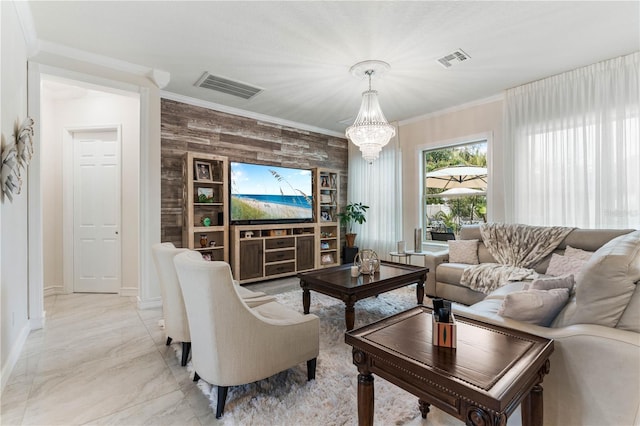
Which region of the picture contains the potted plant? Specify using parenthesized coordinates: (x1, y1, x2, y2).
(337, 202, 369, 247)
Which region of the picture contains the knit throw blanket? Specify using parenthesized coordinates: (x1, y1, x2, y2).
(460, 223, 574, 294)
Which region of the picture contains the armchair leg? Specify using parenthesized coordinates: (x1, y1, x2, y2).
(307, 358, 317, 381)
(216, 386, 228, 418)
(193, 372, 200, 382)
(165, 336, 172, 346)
(181, 342, 191, 366)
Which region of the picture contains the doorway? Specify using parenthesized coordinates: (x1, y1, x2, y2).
(69, 128, 122, 293)
(39, 75, 140, 296)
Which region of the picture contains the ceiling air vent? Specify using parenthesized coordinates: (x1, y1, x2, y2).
(437, 49, 471, 69)
(195, 72, 263, 100)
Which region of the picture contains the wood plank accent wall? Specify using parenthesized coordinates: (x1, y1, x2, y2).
(161, 98, 349, 247)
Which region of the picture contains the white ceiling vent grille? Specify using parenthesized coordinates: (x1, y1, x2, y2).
(195, 72, 263, 100)
(437, 49, 471, 69)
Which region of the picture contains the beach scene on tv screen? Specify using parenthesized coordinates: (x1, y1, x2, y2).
(231, 162, 313, 221)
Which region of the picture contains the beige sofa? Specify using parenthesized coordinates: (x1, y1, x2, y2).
(424, 225, 634, 305)
(424, 225, 640, 425)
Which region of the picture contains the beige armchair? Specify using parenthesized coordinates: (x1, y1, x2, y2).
(173, 251, 319, 418)
(151, 243, 192, 366)
(152, 243, 274, 366)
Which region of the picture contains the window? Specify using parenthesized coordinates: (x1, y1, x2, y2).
(422, 141, 488, 236)
(504, 52, 639, 228)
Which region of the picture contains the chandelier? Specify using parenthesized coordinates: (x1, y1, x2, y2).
(345, 60, 396, 164)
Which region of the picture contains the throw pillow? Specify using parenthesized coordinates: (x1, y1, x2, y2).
(564, 245, 594, 262)
(498, 288, 570, 326)
(523, 274, 575, 291)
(546, 253, 588, 276)
(565, 230, 640, 328)
(448, 240, 479, 265)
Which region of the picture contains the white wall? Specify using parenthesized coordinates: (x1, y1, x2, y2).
(397, 98, 505, 245)
(41, 85, 140, 294)
(1, 0, 163, 390)
(1, 0, 31, 390)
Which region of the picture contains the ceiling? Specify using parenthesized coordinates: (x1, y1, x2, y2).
(27, 1, 640, 136)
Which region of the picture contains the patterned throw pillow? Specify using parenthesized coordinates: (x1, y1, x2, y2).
(564, 245, 594, 262)
(447, 240, 479, 265)
(498, 288, 571, 326)
(546, 253, 588, 276)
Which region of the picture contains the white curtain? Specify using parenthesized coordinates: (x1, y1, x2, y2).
(504, 52, 640, 228)
(346, 132, 402, 257)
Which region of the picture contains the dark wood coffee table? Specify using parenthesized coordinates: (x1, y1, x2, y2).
(298, 261, 428, 330)
(345, 306, 554, 426)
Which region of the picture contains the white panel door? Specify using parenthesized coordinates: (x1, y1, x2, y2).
(73, 129, 121, 293)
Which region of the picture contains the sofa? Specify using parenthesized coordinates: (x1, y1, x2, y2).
(424, 224, 640, 425)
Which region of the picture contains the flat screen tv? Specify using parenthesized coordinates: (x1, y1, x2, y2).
(230, 162, 314, 224)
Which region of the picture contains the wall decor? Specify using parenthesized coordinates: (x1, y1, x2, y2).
(1, 117, 35, 202)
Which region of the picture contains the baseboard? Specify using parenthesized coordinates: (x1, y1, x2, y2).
(120, 287, 138, 297)
(0, 322, 30, 393)
(137, 296, 162, 310)
(44, 285, 64, 297)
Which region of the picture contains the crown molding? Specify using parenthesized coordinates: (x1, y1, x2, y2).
(161, 91, 346, 139)
(399, 93, 504, 126)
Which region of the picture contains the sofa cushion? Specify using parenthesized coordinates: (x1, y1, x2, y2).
(524, 275, 575, 292)
(448, 240, 479, 264)
(498, 288, 570, 326)
(562, 230, 640, 328)
(483, 281, 528, 300)
(435, 263, 468, 286)
(617, 285, 640, 332)
(546, 253, 588, 277)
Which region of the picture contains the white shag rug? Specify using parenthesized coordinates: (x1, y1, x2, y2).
(174, 286, 468, 426)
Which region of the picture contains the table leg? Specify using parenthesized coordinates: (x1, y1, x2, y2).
(418, 399, 430, 419)
(345, 300, 356, 330)
(302, 287, 310, 315)
(357, 373, 374, 426)
(521, 383, 544, 426)
(522, 359, 550, 426)
(416, 279, 425, 305)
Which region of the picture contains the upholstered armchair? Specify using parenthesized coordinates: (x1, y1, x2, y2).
(173, 251, 320, 418)
(151, 243, 192, 366)
(152, 243, 275, 366)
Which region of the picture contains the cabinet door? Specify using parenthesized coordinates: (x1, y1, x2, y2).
(240, 239, 263, 280)
(296, 235, 315, 271)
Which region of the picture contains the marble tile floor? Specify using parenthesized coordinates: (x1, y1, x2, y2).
(1, 277, 300, 426)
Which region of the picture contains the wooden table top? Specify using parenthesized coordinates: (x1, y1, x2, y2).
(346, 306, 554, 413)
(298, 261, 428, 291)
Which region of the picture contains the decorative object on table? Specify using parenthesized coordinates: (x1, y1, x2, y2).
(432, 298, 456, 348)
(350, 265, 360, 277)
(194, 161, 212, 181)
(345, 60, 396, 164)
(397, 241, 406, 253)
(320, 241, 330, 250)
(414, 228, 423, 253)
(199, 234, 208, 248)
(354, 249, 380, 275)
(1, 116, 35, 202)
(197, 187, 214, 203)
(337, 202, 369, 247)
(201, 216, 212, 226)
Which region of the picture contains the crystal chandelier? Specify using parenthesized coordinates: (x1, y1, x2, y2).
(345, 60, 396, 164)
